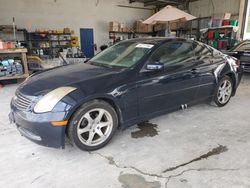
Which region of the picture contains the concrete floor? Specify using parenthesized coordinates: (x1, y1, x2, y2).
(0, 74, 250, 188)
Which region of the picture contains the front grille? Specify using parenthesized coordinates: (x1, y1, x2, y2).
(13, 92, 32, 111)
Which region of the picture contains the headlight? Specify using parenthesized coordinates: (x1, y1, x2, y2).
(34, 86, 76, 113)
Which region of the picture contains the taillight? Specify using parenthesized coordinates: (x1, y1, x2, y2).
(236, 59, 241, 66)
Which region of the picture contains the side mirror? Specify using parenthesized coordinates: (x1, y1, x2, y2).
(146, 62, 164, 71)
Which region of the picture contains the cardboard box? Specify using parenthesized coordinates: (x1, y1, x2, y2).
(154, 24, 166, 31)
(64, 28, 71, 34)
(170, 22, 186, 30)
(121, 27, 131, 32)
(109, 21, 121, 32)
(134, 21, 145, 32)
(147, 24, 153, 32)
(133, 21, 153, 33)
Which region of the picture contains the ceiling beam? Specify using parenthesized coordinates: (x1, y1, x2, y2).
(144, 0, 181, 6)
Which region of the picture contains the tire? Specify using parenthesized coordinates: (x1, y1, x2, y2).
(213, 76, 233, 107)
(68, 100, 118, 151)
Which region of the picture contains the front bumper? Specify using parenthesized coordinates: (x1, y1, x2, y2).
(9, 103, 68, 148)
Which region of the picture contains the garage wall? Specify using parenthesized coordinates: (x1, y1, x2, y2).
(189, 0, 240, 17)
(0, 0, 151, 52)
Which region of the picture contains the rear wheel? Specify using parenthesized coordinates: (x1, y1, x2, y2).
(213, 76, 233, 107)
(68, 100, 118, 151)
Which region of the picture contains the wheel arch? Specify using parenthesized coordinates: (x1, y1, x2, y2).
(224, 72, 237, 96)
(65, 96, 123, 137)
(94, 97, 123, 128)
(214, 61, 237, 96)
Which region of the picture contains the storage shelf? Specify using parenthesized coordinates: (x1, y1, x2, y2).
(51, 40, 71, 41)
(0, 48, 27, 53)
(29, 32, 71, 35)
(27, 31, 72, 58)
(0, 48, 29, 81)
(0, 74, 29, 81)
(109, 31, 154, 34)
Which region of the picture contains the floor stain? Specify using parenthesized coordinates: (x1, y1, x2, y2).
(180, 178, 188, 183)
(118, 173, 161, 188)
(131, 121, 158, 139)
(106, 156, 115, 165)
(162, 145, 228, 173)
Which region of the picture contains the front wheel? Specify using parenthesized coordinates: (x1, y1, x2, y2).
(213, 76, 233, 107)
(68, 100, 118, 151)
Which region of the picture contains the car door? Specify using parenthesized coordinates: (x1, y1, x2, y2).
(137, 40, 201, 118)
(233, 42, 250, 72)
(192, 42, 224, 101)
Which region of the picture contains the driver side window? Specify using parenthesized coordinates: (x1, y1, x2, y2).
(149, 41, 195, 67)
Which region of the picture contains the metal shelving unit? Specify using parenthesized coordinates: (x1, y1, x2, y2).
(26, 32, 71, 58)
(201, 26, 237, 50)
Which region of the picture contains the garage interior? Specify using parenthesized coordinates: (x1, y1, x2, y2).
(0, 0, 250, 187)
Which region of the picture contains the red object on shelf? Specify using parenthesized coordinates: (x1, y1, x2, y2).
(218, 40, 223, 49)
(208, 31, 214, 40)
(222, 20, 230, 26)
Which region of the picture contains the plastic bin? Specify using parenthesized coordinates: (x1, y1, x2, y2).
(218, 40, 224, 49)
(230, 20, 238, 26)
(213, 40, 218, 49)
(214, 31, 220, 40)
(208, 31, 214, 40)
(223, 20, 230, 26)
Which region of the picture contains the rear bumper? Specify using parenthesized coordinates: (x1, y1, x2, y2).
(241, 62, 250, 72)
(9, 103, 67, 148)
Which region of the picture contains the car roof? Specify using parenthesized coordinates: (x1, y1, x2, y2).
(122, 37, 190, 45)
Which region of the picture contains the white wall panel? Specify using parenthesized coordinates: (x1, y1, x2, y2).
(0, 0, 151, 51)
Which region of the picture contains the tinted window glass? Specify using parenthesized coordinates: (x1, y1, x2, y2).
(237, 43, 250, 51)
(90, 41, 153, 68)
(193, 42, 212, 57)
(149, 41, 194, 66)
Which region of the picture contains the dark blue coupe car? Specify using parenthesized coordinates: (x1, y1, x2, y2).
(9, 38, 242, 151)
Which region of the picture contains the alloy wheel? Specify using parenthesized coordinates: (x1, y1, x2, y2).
(217, 79, 232, 104)
(76, 108, 113, 146)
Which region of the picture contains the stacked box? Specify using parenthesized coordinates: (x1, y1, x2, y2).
(109, 21, 121, 32)
(147, 24, 153, 32)
(170, 22, 186, 30)
(134, 21, 144, 32)
(134, 21, 153, 32)
(154, 24, 166, 32)
(0, 59, 23, 77)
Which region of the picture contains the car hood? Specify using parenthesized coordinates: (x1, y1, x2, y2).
(18, 63, 118, 96)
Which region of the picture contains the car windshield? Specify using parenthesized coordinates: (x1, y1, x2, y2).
(89, 41, 154, 68)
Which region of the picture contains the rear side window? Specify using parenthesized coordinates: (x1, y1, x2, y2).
(149, 41, 195, 67)
(236, 43, 250, 51)
(193, 42, 213, 57)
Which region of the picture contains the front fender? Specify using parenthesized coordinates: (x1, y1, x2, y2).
(52, 88, 125, 126)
